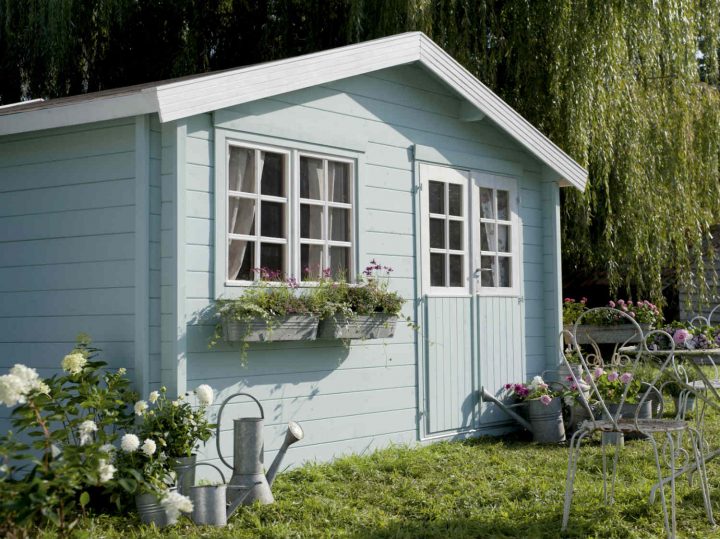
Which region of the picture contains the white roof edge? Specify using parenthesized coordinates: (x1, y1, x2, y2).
(0, 31, 587, 190)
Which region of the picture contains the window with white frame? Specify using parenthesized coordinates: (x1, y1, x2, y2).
(299, 155, 353, 281)
(224, 142, 354, 284)
(477, 180, 517, 291)
(422, 165, 469, 291)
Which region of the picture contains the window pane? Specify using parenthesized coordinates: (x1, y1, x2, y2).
(228, 147, 255, 193)
(448, 184, 462, 216)
(497, 190, 509, 220)
(329, 207, 351, 242)
(480, 256, 496, 287)
(499, 257, 511, 287)
(480, 223, 495, 251)
(260, 243, 284, 275)
(429, 181, 445, 214)
(449, 255, 463, 287)
(260, 201, 284, 238)
(260, 152, 285, 197)
(228, 197, 255, 235)
(300, 204, 323, 239)
(430, 218, 445, 249)
(430, 253, 446, 287)
(228, 240, 254, 281)
(300, 157, 324, 200)
(497, 225, 511, 253)
(329, 246, 350, 280)
(479, 188, 494, 219)
(301, 244, 324, 280)
(449, 220, 463, 250)
(329, 161, 350, 203)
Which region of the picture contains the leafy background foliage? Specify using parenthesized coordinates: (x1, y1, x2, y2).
(2, 0, 720, 303)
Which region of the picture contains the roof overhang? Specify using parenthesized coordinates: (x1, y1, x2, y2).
(0, 32, 587, 190)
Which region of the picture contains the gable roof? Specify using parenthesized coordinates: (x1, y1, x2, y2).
(0, 32, 587, 190)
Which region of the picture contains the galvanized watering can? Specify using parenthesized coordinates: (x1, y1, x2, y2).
(216, 392, 304, 506)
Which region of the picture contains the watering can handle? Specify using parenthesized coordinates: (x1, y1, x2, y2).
(216, 392, 265, 471)
(177, 461, 227, 486)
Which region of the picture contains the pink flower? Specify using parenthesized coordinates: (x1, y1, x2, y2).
(580, 297, 587, 304)
(564, 298, 573, 303)
(619, 372, 633, 384)
(593, 367, 605, 379)
(607, 371, 619, 382)
(539, 394, 552, 406)
(673, 329, 692, 345)
(608, 300, 616, 308)
(617, 299, 625, 306)
(629, 311, 636, 318)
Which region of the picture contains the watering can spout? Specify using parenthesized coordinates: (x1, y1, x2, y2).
(266, 421, 304, 486)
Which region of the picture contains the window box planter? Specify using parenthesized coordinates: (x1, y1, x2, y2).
(317, 314, 398, 340)
(222, 315, 319, 342)
(563, 323, 651, 345)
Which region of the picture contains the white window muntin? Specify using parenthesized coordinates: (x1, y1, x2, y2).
(420, 164, 470, 295)
(473, 172, 520, 296)
(296, 151, 355, 282)
(226, 141, 291, 284)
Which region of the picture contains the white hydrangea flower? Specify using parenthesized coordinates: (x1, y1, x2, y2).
(117, 367, 127, 375)
(160, 490, 194, 521)
(120, 433, 140, 453)
(10, 364, 49, 395)
(134, 400, 148, 416)
(98, 459, 116, 483)
(78, 419, 98, 446)
(148, 390, 160, 403)
(530, 375, 548, 390)
(0, 365, 49, 407)
(140, 438, 157, 457)
(99, 443, 116, 460)
(195, 384, 213, 406)
(61, 353, 87, 375)
(171, 400, 180, 407)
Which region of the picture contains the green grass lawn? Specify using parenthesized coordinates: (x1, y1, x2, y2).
(62, 419, 720, 539)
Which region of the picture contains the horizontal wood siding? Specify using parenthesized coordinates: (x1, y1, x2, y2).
(181, 63, 555, 471)
(0, 119, 138, 430)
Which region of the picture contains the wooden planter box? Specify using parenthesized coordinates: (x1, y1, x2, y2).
(563, 324, 651, 345)
(317, 314, 398, 340)
(222, 315, 319, 342)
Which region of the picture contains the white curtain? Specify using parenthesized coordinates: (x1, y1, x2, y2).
(305, 159, 324, 274)
(228, 150, 264, 279)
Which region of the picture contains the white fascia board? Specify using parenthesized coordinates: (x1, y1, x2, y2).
(418, 37, 588, 191)
(0, 91, 158, 136)
(154, 33, 422, 122)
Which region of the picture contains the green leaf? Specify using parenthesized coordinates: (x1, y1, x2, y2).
(79, 490, 90, 508)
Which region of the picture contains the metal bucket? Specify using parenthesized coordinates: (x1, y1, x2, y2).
(527, 397, 566, 443)
(174, 454, 197, 496)
(189, 463, 228, 527)
(136, 492, 175, 527)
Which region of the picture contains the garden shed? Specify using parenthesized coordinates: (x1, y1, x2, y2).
(0, 32, 587, 470)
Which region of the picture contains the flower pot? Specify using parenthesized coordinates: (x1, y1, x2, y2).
(174, 454, 196, 497)
(222, 315, 319, 342)
(527, 397, 566, 443)
(136, 492, 175, 527)
(317, 314, 398, 340)
(563, 324, 651, 345)
(558, 362, 583, 383)
(674, 395, 696, 417)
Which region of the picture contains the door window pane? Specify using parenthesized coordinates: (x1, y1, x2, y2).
(430, 253, 446, 287)
(301, 244, 324, 279)
(448, 184, 462, 216)
(480, 223, 495, 251)
(329, 208, 351, 242)
(228, 240, 254, 281)
(449, 255, 464, 287)
(300, 157, 324, 200)
(430, 218, 445, 249)
(260, 152, 285, 197)
(429, 181, 445, 214)
(329, 161, 350, 203)
(479, 188, 494, 219)
(497, 225, 510, 253)
(480, 256, 495, 287)
(300, 205, 323, 239)
(496, 190, 509, 220)
(329, 246, 350, 280)
(229, 198, 255, 235)
(261, 201, 284, 238)
(449, 221, 463, 250)
(229, 147, 255, 193)
(499, 257, 511, 287)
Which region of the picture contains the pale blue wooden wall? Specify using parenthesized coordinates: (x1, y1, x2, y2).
(168, 63, 563, 470)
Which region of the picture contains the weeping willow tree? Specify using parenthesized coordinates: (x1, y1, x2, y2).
(2, 0, 720, 303)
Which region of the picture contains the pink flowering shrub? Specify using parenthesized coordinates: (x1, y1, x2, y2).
(503, 376, 560, 406)
(563, 297, 662, 326)
(586, 368, 642, 403)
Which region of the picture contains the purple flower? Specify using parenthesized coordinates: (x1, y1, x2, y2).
(619, 372, 633, 384)
(504, 383, 512, 390)
(607, 371, 619, 382)
(593, 367, 605, 379)
(539, 394, 552, 406)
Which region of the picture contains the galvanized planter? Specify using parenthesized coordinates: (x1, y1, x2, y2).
(222, 315, 319, 342)
(563, 323, 651, 345)
(136, 492, 175, 527)
(174, 454, 196, 496)
(526, 397, 566, 444)
(317, 314, 398, 340)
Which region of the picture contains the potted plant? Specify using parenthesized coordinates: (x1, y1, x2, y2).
(503, 376, 566, 443)
(214, 269, 320, 349)
(564, 298, 661, 344)
(135, 385, 215, 497)
(316, 260, 405, 340)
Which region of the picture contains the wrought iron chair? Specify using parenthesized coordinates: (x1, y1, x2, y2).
(561, 307, 714, 539)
